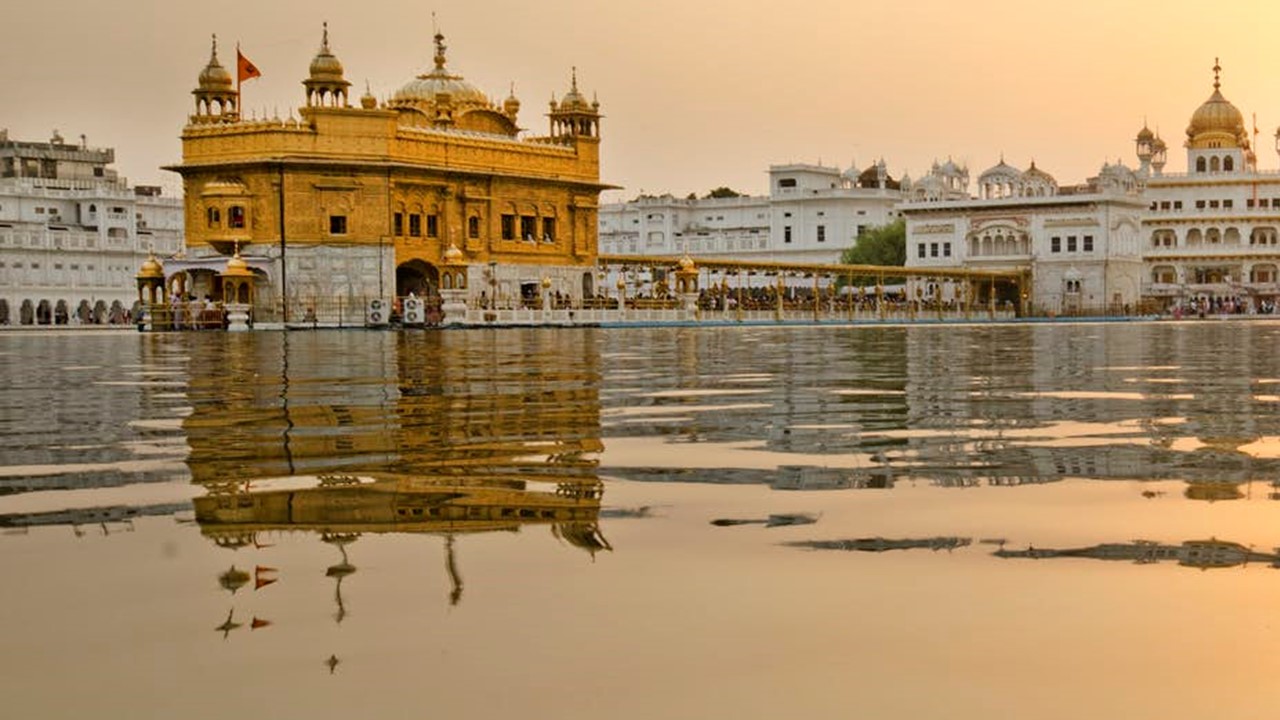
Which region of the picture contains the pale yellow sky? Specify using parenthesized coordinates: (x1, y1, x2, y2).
(3, 0, 1279, 201)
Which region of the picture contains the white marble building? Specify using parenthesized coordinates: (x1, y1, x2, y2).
(0, 130, 183, 324)
(902, 61, 1280, 315)
(599, 162, 902, 264)
(1140, 61, 1280, 312)
(900, 159, 1146, 313)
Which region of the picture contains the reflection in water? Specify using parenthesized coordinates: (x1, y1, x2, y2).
(994, 539, 1280, 569)
(786, 537, 972, 552)
(194, 473, 607, 610)
(9, 325, 1280, 714)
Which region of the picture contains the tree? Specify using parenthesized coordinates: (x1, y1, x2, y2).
(704, 186, 742, 199)
(839, 219, 906, 286)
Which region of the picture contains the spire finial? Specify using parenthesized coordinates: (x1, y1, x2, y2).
(1213, 57, 1221, 91)
(322, 21, 330, 51)
(571, 66, 578, 92)
(433, 15, 447, 71)
(210, 33, 219, 61)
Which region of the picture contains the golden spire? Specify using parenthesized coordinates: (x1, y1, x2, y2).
(1213, 57, 1221, 91)
(321, 21, 330, 53)
(433, 25, 448, 72)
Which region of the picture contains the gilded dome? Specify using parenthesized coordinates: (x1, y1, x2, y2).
(1186, 62, 1246, 146)
(137, 252, 164, 279)
(390, 31, 492, 112)
(442, 243, 465, 264)
(556, 67, 593, 112)
(222, 249, 252, 277)
(677, 253, 696, 272)
(1136, 124, 1155, 142)
(197, 36, 233, 92)
(308, 24, 347, 83)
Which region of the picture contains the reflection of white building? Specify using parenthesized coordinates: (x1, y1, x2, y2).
(900, 159, 1145, 313)
(0, 130, 183, 324)
(599, 162, 901, 264)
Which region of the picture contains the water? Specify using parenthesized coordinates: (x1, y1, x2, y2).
(3, 322, 1280, 718)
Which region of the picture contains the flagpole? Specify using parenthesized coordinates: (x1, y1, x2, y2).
(236, 42, 242, 119)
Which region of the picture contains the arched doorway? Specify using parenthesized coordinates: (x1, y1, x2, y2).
(93, 300, 108, 324)
(19, 299, 34, 325)
(76, 300, 92, 323)
(0, 299, 8, 325)
(36, 299, 52, 325)
(109, 301, 127, 324)
(396, 260, 440, 298)
(582, 272, 594, 299)
(54, 300, 69, 325)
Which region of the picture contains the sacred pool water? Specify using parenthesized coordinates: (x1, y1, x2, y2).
(3, 321, 1280, 719)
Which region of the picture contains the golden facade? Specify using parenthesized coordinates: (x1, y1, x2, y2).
(166, 28, 610, 322)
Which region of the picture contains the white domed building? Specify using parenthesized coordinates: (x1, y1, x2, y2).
(1140, 60, 1280, 313)
(901, 150, 1145, 315)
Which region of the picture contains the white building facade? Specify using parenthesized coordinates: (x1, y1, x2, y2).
(903, 61, 1280, 315)
(901, 160, 1146, 314)
(0, 130, 183, 324)
(1140, 62, 1280, 313)
(599, 162, 901, 264)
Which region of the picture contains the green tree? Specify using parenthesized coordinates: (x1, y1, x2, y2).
(704, 186, 742, 199)
(839, 219, 906, 286)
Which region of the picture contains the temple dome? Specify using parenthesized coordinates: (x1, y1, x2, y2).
(197, 37, 233, 92)
(1186, 61, 1247, 148)
(390, 31, 492, 112)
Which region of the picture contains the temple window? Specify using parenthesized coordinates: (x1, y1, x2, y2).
(206, 207, 220, 228)
(501, 214, 515, 240)
(816, 225, 825, 243)
(468, 215, 480, 239)
(393, 212, 404, 236)
(228, 205, 245, 229)
(542, 217, 556, 242)
(329, 215, 347, 235)
(409, 214, 421, 237)
(1051, 237, 1061, 253)
(426, 214, 439, 238)
(1067, 236, 1077, 252)
(1196, 157, 1207, 173)
(520, 216, 536, 241)
(1083, 235, 1094, 252)
(1225, 156, 1235, 171)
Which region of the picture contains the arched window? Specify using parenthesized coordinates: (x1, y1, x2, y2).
(468, 215, 480, 239)
(206, 207, 221, 228)
(228, 205, 245, 229)
(1196, 157, 1207, 173)
(1210, 156, 1221, 172)
(1224, 156, 1234, 172)
(88, 204, 96, 213)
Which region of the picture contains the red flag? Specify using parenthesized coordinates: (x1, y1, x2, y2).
(237, 48, 261, 84)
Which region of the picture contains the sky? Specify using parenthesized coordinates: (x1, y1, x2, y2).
(4, 0, 1280, 202)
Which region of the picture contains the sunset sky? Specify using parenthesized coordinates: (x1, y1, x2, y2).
(4, 0, 1280, 202)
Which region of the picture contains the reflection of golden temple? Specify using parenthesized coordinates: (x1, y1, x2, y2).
(196, 473, 607, 613)
(994, 538, 1279, 569)
(194, 474, 604, 542)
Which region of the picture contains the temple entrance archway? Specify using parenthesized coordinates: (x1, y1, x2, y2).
(396, 260, 440, 298)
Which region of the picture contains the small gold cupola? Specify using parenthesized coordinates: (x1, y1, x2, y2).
(304, 23, 351, 107)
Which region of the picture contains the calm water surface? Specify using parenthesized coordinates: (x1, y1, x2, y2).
(4, 322, 1280, 718)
